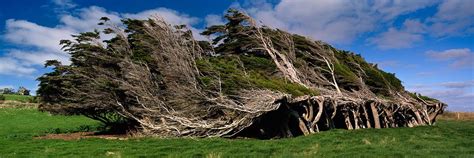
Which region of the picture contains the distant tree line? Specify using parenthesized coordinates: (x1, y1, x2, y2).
(0, 87, 30, 96)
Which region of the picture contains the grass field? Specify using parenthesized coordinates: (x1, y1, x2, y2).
(1, 94, 33, 102)
(439, 111, 474, 121)
(0, 108, 473, 157)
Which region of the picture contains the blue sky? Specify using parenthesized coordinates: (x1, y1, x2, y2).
(0, 0, 472, 111)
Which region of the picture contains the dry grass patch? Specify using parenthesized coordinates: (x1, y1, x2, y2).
(438, 111, 474, 121)
(0, 100, 37, 109)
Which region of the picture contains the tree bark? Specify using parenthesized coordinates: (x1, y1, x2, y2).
(370, 102, 381, 129)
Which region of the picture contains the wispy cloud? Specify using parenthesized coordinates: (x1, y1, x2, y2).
(426, 48, 473, 68)
(0, 57, 36, 76)
(51, 0, 77, 9)
(368, 19, 426, 49)
(374, 60, 417, 69)
(237, 0, 436, 45)
(368, 27, 423, 49)
(205, 14, 225, 27)
(376, 60, 399, 68)
(369, 0, 474, 49)
(428, 0, 474, 37)
(440, 80, 474, 89)
(416, 72, 435, 77)
(407, 80, 474, 111)
(235, 0, 472, 49)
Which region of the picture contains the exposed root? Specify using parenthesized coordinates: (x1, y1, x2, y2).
(237, 95, 446, 139)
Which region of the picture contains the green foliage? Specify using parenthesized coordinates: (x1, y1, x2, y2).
(292, 35, 317, 53)
(0, 108, 472, 157)
(379, 71, 403, 91)
(197, 55, 318, 96)
(332, 49, 404, 96)
(28, 96, 39, 103)
(121, 19, 155, 63)
(39, 16, 204, 130)
(333, 62, 361, 91)
(200, 10, 408, 98)
(364, 67, 392, 95)
(330, 50, 362, 91)
(0, 95, 5, 101)
(249, 73, 318, 96)
(38, 28, 131, 127)
(201, 9, 261, 54)
(408, 92, 438, 102)
(197, 41, 213, 53)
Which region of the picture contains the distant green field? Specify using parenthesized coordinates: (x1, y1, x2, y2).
(2, 94, 33, 102)
(0, 108, 473, 157)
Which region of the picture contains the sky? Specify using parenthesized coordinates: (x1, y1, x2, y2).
(0, 0, 472, 111)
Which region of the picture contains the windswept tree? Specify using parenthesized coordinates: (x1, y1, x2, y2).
(38, 9, 445, 138)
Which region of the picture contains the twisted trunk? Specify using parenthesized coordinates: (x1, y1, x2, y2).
(237, 95, 446, 139)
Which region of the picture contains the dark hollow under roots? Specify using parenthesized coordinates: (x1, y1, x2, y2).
(235, 96, 446, 139)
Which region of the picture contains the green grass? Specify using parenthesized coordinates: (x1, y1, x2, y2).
(0, 108, 473, 157)
(2, 94, 33, 102)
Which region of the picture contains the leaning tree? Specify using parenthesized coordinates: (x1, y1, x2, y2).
(37, 9, 445, 138)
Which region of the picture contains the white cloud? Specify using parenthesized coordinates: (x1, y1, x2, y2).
(408, 80, 474, 112)
(1, 6, 203, 76)
(422, 89, 473, 112)
(440, 80, 474, 89)
(124, 8, 199, 26)
(2, 19, 75, 75)
(416, 72, 435, 77)
(237, 0, 473, 49)
(426, 48, 474, 68)
(0, 57, 36, 76)
(122, 7, 205, 40)
(59, 6, 121, 33)
(51, 0, 77, 9)
(239, 0, 436, 44)
(427, 48, 471, 59)
(375, 60, 399, 68)
(428, 0, 474, 37)
(368, 28, 423, 49)
(403, 19, 427, 34)
(368, 19, 427, 49)
(369, 1, 474, 50)
(5, 19, 74, 52)
(7, 50, 70, 66)
(205, 14, 225, 27)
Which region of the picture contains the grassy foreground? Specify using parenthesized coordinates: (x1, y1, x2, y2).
(0, 108, 473, 157)
(1, 94, 33, 102)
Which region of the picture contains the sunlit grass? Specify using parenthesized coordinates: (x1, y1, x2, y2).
(0, 108, 472, 157)
(2, 94, 33, 102)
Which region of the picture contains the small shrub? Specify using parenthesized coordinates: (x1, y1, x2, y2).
(28, 96, 39, 103)
(46, 128, 63, 134)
